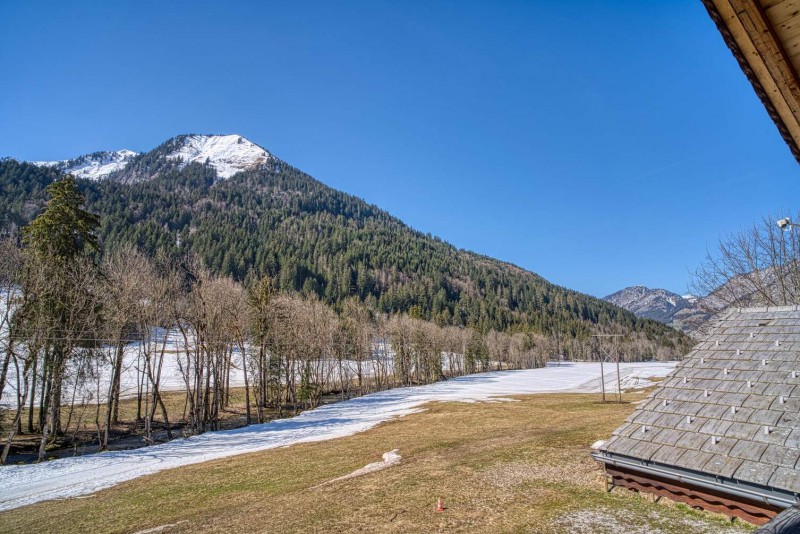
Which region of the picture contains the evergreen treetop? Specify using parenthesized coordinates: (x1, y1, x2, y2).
(23, 175, 100, 261)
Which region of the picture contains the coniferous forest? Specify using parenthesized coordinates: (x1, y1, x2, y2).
(0, 151, 689, 353)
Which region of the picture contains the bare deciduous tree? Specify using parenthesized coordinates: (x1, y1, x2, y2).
(692, 213, 800, 309)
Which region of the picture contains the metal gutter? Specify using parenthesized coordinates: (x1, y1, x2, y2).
(593, 451, 800, 510)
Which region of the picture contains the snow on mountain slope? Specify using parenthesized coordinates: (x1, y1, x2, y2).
(32, 149, 138, 180)
(28, 134, 272, 182)
(165, 134, 272, 178)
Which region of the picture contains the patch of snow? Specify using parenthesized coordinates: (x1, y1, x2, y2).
(32, 150, 138, 180)
(0, 361, 675, 510)
(313, 449, 401, 488)
(166, 134, 272, 179)
(590, 440, 606, 450)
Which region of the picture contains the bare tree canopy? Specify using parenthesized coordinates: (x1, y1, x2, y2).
(692, 212, 800, 310)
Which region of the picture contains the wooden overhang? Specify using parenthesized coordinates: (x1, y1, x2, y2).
(702, 0, 800, 163)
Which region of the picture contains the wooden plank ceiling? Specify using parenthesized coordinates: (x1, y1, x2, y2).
(703, 0, 800, 163)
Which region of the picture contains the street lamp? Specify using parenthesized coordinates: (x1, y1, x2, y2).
(777, 217, 800, 230)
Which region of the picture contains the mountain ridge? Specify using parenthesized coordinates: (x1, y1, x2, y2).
(30, 134, 273, 182)
(604, 285, 711, 335)
(32, 149, 138, 180)
(603, 286, 689, 322)
(0, 134, 691, 357)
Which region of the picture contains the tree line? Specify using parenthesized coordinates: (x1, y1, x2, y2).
(0, 156, 692, 354)
(0, 176, 568, 463)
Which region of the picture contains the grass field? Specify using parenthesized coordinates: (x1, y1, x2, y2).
(0, 392, 754, 533)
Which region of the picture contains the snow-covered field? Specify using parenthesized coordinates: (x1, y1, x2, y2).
(0, 333, 410, 407)
(0, 329, 249, 407)
(0, 361, 674, 511)
(0, 329, 465, 408)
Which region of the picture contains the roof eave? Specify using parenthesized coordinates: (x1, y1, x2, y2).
(702, 0, 800, 165)
(594, 450, 799, 509)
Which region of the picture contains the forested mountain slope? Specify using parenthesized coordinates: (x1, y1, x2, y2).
(0, 134, 690, 354)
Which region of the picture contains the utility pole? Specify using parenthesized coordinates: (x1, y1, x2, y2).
(592, 334, 625, 403)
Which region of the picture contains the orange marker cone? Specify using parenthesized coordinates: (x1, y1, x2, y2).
(436, 497, 444, 512)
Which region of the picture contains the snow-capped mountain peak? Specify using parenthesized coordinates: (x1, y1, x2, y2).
(33, 149, 138, 180)
(29, 134, 273, 182)
(165, 134, 272, 179)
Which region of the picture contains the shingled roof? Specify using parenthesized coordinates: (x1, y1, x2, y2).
(595, 306, 800, 523)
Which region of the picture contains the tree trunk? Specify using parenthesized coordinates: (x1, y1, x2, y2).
(148, 343, 172, 440)
(27, 352, 38, 433)
(101, 348, 118, 450)
(241, 345, 251, 425)
(38, 354, 50, 432)
(1, 357, 31, 464)
(0, 347, 12, 408)
(38, 360, 64, 461)
(136, 352, 145, 421)
(109, 342, 125, 425)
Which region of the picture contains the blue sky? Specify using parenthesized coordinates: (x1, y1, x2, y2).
(2, 1, 799, 298)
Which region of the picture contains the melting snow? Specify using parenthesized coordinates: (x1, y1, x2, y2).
(0, 361, 674, 510)
(313, 449, 402, 488)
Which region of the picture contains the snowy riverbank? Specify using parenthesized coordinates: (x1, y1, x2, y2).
(0, 361, 675, 511)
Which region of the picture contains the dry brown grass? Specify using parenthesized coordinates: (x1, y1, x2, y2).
(0, 393, 754, 533)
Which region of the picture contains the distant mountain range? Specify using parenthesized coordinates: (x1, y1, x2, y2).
(0, 133, 690, 357)
(603, 286, 711, 335)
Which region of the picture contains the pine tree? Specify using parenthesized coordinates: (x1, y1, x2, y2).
(23, 175, 99, 261)
(19, 174, 101, 460)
